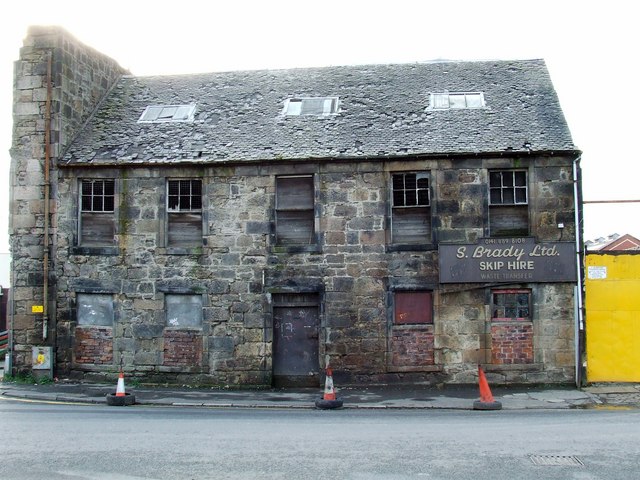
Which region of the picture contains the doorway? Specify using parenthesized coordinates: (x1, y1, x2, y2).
(272, 293, 320, 387)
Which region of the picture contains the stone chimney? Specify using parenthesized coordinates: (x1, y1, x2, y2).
(9, 26, 127, 374)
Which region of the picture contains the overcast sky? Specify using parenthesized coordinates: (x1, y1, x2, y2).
(0, 0, 638, 279)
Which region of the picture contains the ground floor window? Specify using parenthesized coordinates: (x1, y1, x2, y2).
(490, 289, 533, 365)
(491, 289, 531, 321)
(394, 290, 433, 324)
(77, 293, 114, 326)
(165, 294, 203, 328)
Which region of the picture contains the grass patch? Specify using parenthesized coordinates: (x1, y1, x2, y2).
(2, 372, 54, 385)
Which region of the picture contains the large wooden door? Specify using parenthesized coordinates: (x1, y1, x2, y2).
(272, 293, 320, 387)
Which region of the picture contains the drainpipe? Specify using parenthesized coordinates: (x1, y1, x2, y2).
(42, 51, 52, 341)
(572, 156, 584, 387)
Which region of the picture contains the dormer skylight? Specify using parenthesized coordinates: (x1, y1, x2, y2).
(283, 97, 339, 116)
(138, 104, 196, 123)
(430, 92, 485, 110)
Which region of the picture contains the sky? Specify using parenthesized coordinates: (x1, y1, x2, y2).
(0, 0, 638, 285)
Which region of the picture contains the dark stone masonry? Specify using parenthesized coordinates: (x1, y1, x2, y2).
(9, 26, 582, 387)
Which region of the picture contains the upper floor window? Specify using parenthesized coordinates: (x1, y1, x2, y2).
(138, 104, 196, 123)
(275, 175, 315, 246)
(167, 179, 202, 247)
(430, 92, 485, 110)
(491, 289, 531, 321)
(79, 179, 115, 246)
(283, 97, 339, 116)
(391, 172, 431, 245)
(488, 170, 529, 236)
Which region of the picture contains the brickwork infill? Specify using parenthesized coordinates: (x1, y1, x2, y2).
(491, 323, 534, 364)
(391, 328, 435, 367)
(75, 327, 113, 364)
(163, 330, 203, 367)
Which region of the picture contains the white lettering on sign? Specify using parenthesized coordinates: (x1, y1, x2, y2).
(472, 245, 526, 261)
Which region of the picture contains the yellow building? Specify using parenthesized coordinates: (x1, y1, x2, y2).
(585, 252, 640, 382)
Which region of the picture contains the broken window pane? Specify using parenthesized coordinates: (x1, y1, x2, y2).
(492, 290, 531, 321)
(138, 104, 195, 123)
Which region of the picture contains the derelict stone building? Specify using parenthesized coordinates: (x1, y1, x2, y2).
(9, 26, 582, 386)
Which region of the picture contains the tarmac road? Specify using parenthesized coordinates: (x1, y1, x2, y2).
(1, 400, 639, 480)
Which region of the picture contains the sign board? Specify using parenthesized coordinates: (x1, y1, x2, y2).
(31, 305, 44, 313)
(439, 237, 577, 283)
(587, 266, 607, 280)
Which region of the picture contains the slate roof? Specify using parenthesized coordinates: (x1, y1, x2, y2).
(61, 59, 578, 166)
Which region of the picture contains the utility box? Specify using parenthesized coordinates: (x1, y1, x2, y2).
(32, 346, 53, 380)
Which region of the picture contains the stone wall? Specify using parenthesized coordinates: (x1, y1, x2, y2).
(9, 28, 578, 386)
(9, 26, 125, 373)
(49, 156, 578, 386)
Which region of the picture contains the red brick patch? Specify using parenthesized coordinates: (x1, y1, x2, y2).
(491, 323, 534, 364)
(163, 330, 203, 366)
(75, 326, 113, 364)
(391, 328, 435, 367)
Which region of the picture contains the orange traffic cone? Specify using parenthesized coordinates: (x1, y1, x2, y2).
(322, 366, 336, 400)
(315, 366, 343, 409)
(473, 366, 502, 410)
(115, 370, 126, 397)
(106, 370, 135, 406)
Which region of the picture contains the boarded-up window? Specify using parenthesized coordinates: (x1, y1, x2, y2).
(80, 179, 115, 246)
(166, 294, 203, 328)
(167, 179, 202, 247)
(491, 289, 531, 321)
(394, 291, 433, 324)
(275, 176, 315, 245)
(77, 293, 114, 326)
(489, 170, 529, 236)
(391, 173, 431, 244)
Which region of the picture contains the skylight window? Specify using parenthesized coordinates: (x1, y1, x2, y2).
(430, 93, 485, 110)
(138, 104, 196, 123)
(283, 97, 339, 116)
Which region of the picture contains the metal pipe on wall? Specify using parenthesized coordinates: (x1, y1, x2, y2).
(573, 156, 584, 387)
(42, 51, 52, 341)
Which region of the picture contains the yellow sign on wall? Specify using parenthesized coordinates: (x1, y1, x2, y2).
(586, 253, 640, 382)
(31, 305, 44, 313)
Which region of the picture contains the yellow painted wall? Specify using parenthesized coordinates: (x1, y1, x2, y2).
(585, 253, 640, 382)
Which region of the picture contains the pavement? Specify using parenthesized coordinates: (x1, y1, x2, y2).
(1, 378, 639, 410)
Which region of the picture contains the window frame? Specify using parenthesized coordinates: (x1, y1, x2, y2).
(165, 294, 204, 328)
(78, 179, 116, 247)
(393, 290, 434, 325)
(390, 172, 432, 246)
(489, 170, 528, 206)
(488, 169, 530, 237)
(77, 293, 114, 327)
(282, 97, 339, 116)
(430, 92, 485, 110)
(138, 104, 196, 123)
(165, 179, 203, 248)
(274, 175, 316, 247)
(491, 289, 532, 322)
(167, 179, 203, 213)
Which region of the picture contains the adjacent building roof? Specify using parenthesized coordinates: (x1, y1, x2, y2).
(61, 59, 577, 166)
(586, 233, 640, 251)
